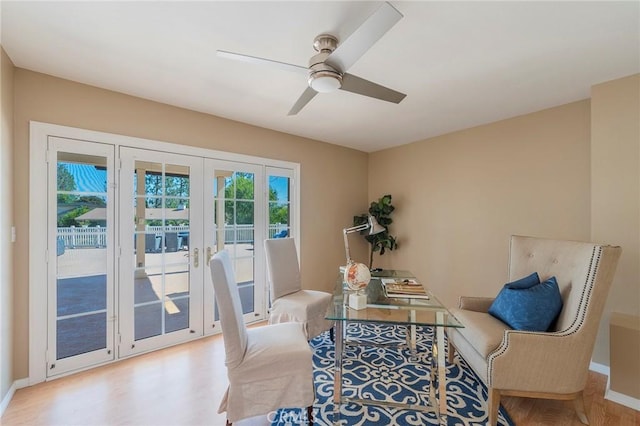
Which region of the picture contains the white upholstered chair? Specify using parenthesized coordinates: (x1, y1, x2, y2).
(264, 238, 334, 340)
(209, 250, 315, 425)
(447, 235, 622, 425)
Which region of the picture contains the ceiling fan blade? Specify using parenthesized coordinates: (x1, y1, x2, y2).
(217, 50, 307, 74)
(325, 2, 403, 73)
(340, 73, 406, 104)
(288, 87, 318, 116)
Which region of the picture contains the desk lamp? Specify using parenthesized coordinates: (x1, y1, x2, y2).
(342, 215, 386, 310)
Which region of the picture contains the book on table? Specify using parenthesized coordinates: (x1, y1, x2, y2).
(381, 278, 430, 299)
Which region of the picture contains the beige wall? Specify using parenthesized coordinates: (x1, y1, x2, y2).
(369, 74, 640, 369)
(369, 100, 592, 305)
(1, 47, 15, 403)
(591, 74, 640, 365)
(6, 66, 639, 392)
(12, 69, 370, 380)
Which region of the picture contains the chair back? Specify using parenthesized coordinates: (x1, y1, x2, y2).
(209, 250, 248, 369)
(264, 238, 302, 302)
(508, 235, 621, 335)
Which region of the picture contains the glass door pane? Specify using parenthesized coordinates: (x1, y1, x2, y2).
(48, 138, 115, 376)
(218, 171, 255, 316)
(119, 149, 203, 356)
(204, 160, 266, 331)
(268, 174, 291, 239)
(132, 162, 192, 340)
(265, 167, 295, 310)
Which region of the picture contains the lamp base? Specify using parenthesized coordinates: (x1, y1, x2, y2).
(349, 292, 367, 310)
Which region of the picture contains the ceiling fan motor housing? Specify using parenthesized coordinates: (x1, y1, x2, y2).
(308, 34, 342, 93)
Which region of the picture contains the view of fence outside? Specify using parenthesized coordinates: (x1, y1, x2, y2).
(57, 224, 288, 249)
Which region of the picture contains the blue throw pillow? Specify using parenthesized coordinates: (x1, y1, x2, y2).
(488, 276, 563, 332)
(504, 272, 540, 289)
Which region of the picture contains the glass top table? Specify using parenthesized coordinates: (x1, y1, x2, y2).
(326, 269, 463, 328)
(325, 270, 463, 424)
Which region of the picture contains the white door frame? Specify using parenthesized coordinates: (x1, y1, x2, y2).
(29, 121, 300, 384)
(45, 137, 116, 377)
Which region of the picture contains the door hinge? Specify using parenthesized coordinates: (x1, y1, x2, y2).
(46, 350, 55, 370)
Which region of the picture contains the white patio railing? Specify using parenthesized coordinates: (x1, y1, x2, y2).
(57, 224, 287, 249)
(58, 225, 108, 248)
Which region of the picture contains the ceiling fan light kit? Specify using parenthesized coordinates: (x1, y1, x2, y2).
(309, 73, 342, 93)
(308, 34, 342, 93)
(217, 2, 406, 114)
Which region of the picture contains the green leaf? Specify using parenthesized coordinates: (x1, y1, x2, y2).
(352, 194, 398, 269)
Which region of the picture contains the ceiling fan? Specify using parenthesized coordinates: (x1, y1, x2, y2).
(217, 2, 406, 115)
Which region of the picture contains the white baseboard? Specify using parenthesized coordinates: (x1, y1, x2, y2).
(0, 378, 29, 418)
(589, 361, 610, 376)
(590, 361, 640, 411)
(14, 377, 29, 389)
(606, 387, 640, 411)
(0, 383, 17, 418)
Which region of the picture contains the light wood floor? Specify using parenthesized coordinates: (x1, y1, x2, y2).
(501, 372, 640, 426)
(2, 332, 638, 426)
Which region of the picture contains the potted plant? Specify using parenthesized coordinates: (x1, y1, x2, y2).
(353, 194, 398, 270)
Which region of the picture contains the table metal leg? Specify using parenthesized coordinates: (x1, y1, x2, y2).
(332, 317, 448, 423)
(408, 310, 418, 362)
(429, 326, 438, 417)
(436, 314, 447, 424)
(333, 320, 344, 405)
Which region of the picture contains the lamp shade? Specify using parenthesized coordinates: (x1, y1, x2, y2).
(367, 216, 386, 235)
(343, 215, 387, 265)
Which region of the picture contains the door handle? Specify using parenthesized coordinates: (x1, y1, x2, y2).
(184, 248, 200, 267)
(193, 248, 199, 268)
(206, 247, 213, 265)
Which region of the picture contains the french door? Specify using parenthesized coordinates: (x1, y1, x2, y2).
(33, 122, 296, 381)
(118, 148, 204, 357)
(47, 137, 116, 376)
(203, 160, 266, 333)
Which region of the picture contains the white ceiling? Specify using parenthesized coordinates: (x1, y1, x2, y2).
(2, 1, 639, 153)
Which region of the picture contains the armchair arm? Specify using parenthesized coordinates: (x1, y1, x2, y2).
(458, 296, 495, 312)
(487, 330, 591, 394)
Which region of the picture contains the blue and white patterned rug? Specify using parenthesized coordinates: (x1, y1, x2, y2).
(273, 323, 515, 426)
